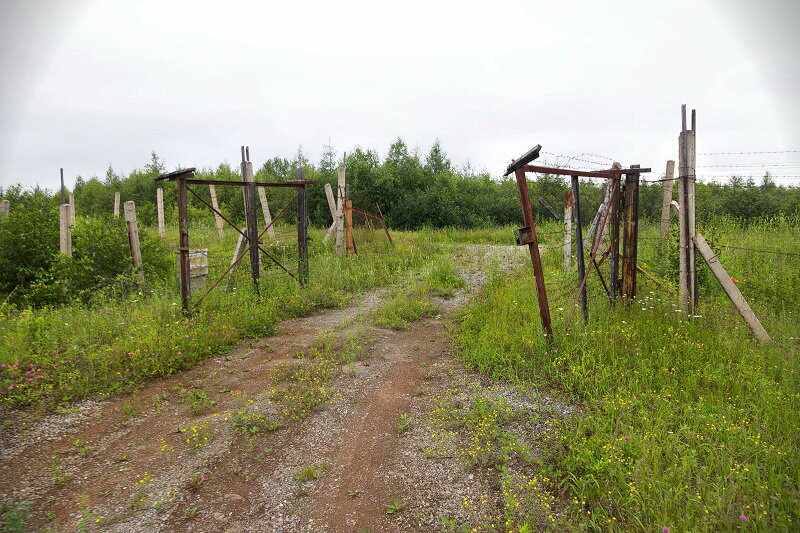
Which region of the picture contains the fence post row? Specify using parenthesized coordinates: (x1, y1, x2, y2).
(113, 192, 121, 217)
(123, 201, 144, 281)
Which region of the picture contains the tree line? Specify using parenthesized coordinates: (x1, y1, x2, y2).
(3, 138, 800, 231)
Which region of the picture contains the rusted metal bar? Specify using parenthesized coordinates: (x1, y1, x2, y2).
(186, 186, 246, 239)
(593, 258, 611, 299)
(177, 175, 191, 314)
(504, 145, 542, 176)
(538, 197, 561, 220)
(514, 166, 553, 338)
(571, 175, 588, 322)
(296, 169, 309, 286)
(522, 165, 651, 178)
(621, 164, 641, 302)
(376, 204, 393, 244)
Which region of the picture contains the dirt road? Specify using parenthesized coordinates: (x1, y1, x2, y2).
(1, 246, 569, 532)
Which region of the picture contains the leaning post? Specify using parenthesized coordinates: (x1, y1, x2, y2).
(659, 160, 676, 237)
(506, 145, 553, 339)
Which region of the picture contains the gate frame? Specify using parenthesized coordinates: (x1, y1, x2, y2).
(155, 167, 314, 314)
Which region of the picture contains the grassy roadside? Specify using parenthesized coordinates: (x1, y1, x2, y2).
(456, 222, 800, 531)
(0, 226, 442, 412)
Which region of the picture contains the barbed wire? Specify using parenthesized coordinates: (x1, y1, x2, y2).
(698, 150, 800, 155)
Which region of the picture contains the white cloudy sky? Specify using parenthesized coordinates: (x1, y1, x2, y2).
(2, 0, 799, 189)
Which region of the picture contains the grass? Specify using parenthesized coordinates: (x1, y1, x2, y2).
(296, 461, 326, 483)
(0, 224, 443, 412)
(456, 219, 800, 531)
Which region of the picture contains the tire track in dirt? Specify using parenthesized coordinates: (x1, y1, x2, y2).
(2, 246, 539, 532)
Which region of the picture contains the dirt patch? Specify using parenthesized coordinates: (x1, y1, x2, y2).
(0, 245, 570, 532)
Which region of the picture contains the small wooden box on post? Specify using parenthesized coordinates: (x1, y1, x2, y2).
(510, 149, 650, 330)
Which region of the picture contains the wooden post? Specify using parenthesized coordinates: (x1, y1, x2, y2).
(230, 231, 247, 268)
(177, 178, 191, 313)
(693, 233, 770, 342)
(297, 170, 309, 286)
(241, 148, 260, 295)
(345, 198, 356, 255)
(258, 186, 276, 238)
(59, 204, 72, 256)
(583, 184, 609, 250)
(514, 168, 553, 338)
(69, 193, 75, 225)
(621, 165, 640, 301)
(688, 110, 698, 309)
(0, 200, 9, 219)
(678, 106, 692, 312)
(335, 167, 346, 255)
(208, 184, 225, 238)
(323, 183, 338, 243)
(156, 187, 166, 237)
(123, 201, 144, 281)
(563, 190, 573, 271)
(571, 176, 588, 321)
(659, 160, 676, 237)
(113, 192, 120, 217)
(608, 175, 622, 303)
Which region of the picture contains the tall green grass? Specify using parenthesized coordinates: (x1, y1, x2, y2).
(0, 224, 439, 411)
(457, 221, 800, 531)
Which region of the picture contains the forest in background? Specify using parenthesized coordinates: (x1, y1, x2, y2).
(3, 138, 800, 231)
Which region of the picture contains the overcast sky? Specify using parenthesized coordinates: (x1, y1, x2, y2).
(2, 0, 799, 190)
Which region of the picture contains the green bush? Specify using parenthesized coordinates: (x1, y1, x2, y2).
(0, 203, 172, 306)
